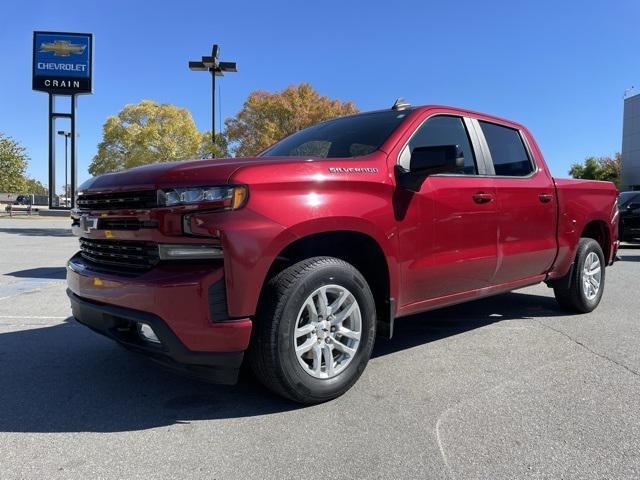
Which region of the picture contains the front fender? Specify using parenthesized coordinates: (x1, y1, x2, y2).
(221, 213, 399, 318)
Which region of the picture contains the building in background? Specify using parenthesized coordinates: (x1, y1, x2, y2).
(621, 89, 640, 191)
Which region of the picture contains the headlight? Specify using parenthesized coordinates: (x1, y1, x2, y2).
(157, 185, 248, 210)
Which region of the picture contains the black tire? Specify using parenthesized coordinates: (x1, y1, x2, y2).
(248, 257, 376, 404)
(553, 238, 605, 313)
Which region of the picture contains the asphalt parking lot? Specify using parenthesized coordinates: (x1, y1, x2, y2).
(0, 217, 639, 480)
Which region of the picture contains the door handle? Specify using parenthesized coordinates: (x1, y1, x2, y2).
(472, 192, 494, 204)
(539, 193, 553, 204)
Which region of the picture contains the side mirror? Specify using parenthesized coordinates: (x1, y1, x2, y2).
(627, 202, 640, 211)
(395, 145, 464, 192)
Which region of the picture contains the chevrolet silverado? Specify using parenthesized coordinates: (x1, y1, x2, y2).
(68, 103, 619, 403)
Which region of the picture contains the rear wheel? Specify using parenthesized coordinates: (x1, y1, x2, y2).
(553, 238, 605, 313)
(249, 257, 376, 404)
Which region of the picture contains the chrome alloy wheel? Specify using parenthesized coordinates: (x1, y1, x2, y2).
(582, 251, 602, 300)
(293, 285, 362, 379)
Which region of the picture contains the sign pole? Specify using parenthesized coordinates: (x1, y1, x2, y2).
(71, 95, 77, 209)
(48, 94, 56, 209)
(64, 132, 68, 203)
(33, 31, 93, 210)
(47, 99, 73, 209)
(211, 69, 216, 143)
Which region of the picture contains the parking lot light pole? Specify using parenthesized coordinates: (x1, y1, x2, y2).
(189, 44, 237, 156)
(57, 130, 71, 206)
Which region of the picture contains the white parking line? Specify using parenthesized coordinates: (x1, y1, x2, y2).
(0, 315, 68, 319)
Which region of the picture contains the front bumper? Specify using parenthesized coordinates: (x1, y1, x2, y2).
(66, 253, 253, 384)
(68, 290, 244, 384)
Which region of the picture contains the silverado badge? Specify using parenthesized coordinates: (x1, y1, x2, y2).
(328, 167, 379, 173)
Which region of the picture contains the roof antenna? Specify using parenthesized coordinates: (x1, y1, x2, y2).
(391, 97, 411, 110)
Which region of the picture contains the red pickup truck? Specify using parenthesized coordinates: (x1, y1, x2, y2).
(68, 103, 619, 403)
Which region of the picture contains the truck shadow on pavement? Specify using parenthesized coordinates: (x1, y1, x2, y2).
(6, 267, 67, 279)
(372, 290, 565, 358)
(0, 291, 565, 433)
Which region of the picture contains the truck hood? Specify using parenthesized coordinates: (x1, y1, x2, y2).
(79, 156, 309, 193)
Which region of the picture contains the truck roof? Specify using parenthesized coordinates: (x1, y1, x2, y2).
(343, 104, 527, 131)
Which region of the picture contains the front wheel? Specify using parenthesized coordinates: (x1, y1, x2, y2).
(553, 238, 605, 313)
(249, 257, 376, 404)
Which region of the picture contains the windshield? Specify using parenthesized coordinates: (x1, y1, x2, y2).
(261, 110, 413, 158)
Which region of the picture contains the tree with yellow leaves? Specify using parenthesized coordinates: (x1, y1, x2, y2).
(225, 83, 358, 157)
(89, 100, 202, 175)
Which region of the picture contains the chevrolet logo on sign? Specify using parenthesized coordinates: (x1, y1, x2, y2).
(39, 40, 86, 57)
(32, 31, 93, 94)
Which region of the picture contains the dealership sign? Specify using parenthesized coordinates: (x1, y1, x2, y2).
(32, 31, 93, 94)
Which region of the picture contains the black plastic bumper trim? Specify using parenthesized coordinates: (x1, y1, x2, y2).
(67, 289, 243, 385)
(208, 277, 232, 322)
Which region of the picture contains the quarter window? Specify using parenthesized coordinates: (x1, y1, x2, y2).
(479, 121, 533, 176)
(400, 116, 477, 174)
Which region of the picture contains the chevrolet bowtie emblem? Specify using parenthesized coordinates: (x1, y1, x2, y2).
(39, 40, 86, 57)
(79, 215, 98, 234)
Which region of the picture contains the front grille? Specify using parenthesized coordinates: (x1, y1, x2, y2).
(77, 190, 157, 210)
(79, 238, 159, 271)
(97, 218, 158, 231)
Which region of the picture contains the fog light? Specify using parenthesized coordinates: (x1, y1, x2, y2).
(137, 322, 161, 344)
(158, 244, 223, 260)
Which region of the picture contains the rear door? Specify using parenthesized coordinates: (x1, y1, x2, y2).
(475, 120, 557, 283)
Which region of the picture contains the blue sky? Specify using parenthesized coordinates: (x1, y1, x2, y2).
(1, 0, 639, 191)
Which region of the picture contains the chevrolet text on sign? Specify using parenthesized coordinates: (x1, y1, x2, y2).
(32, 31, 93, 94)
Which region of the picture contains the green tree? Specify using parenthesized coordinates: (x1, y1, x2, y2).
(89, 100, 201, 175)
(569, 153, 622, 187)
(0, 133, 28, 193)
(569, 157, 600, 180)
(199, 131, 230, 159)
(24, 177, 48, 195)
(225, 83, 359, 157)
(598, 152, 623, 185)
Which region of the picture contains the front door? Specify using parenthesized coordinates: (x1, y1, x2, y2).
(396, 114, 499, 308)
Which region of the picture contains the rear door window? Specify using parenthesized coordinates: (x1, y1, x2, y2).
(479, 121, 534, 176)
